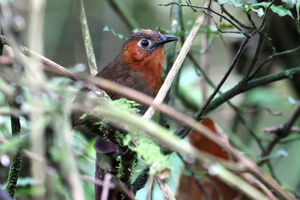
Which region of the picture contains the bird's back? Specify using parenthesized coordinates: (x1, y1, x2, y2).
(97, 59, 156, 100)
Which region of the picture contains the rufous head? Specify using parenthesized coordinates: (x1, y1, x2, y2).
(122, 29, 178, 66)
(120, 29, 178, 95)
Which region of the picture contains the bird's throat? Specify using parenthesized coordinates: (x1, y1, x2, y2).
(123, 46, 164, 95)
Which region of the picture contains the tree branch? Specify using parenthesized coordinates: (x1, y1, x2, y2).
(197, 37, 249, 119)
(259, 104, 300, 165)
(201, 66, 300, 116)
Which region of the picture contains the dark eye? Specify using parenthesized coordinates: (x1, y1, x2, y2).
(141, 39, 149, 47)
(138, 39, 152, 49)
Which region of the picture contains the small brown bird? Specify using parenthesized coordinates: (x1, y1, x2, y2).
(73, 29, 178, 200)
(97, 29, 178, 99)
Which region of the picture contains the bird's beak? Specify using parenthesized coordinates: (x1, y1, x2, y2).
(152, 35, 178, 48)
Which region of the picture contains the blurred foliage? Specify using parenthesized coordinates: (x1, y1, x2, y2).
(0, 0, 300, 199)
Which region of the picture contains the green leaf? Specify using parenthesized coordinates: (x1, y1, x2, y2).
(218, 23, 234, 30)
(281, 0, 297, 9)
(79, 113, 88, 120)
(288, 96, 300, 105)
(17, 177, 40, 186)
(103, 26, 109, 32)
(261, 149, 288, 161)
(218, 0, 243, 7)
(251, 7, 265, 17)
(251, 2, 270, 7)
(251, 2, 294, 18)
(102, 26, 128, 40)
(270, 5, 294, 18)
(112, 98, 141, 113)
(297, 0, 300, 20)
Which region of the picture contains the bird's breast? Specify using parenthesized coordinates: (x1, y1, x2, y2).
(123, 47, 164, 95)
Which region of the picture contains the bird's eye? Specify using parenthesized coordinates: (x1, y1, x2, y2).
(141, 39, 149, 47)
(138, 39, 152, 49)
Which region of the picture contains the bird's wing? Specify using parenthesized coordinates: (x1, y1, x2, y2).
(97, 63, 153, 99)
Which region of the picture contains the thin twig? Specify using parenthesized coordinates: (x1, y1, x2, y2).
(143, 12, 206, 120)
(160, 2, 250, 38)
(200, 11, 211, 102)
(76, 0, 98, 75)
(155, 178, 176, 200)
(81, 175, 135, 200)
(197, 37, 250, 119)
(101, 174, 112, 200)
(259, 104, 300, 165)
(26, 1, 48, 199)
(146, 174, 154, 200)
(246, 13, 257, 29)
(249, 45, 300, 79)
(202, 66, 300, 116)
(52, 110, 86, 200)
(195, 1, 276, 120)
(244, 32, 264, 78)
(208, 164, 269, 200)
(0, 34, 106, 97)
(160, 0, 182, 126)
(221, 5, 254, 29)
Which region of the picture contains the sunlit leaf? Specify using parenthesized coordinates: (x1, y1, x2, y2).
(17, 177, 40, 186)
(281, 0, 297, 9)
(218, 23, 234, 30)
(218, 0, 243, 7)
(79, 113, 88, 120)
(288, 96, 300, 105)
(270, 5, 294, 18)
(297, 0, 300, 20)
(251, 7, 265, 17)
(251, 2, 294, 18)
(102, 26, 128, 40)
(261, 149, 289, 161)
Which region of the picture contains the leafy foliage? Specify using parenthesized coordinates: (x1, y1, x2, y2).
(103, 26, 128, 40)
(1, 0, 300, 199)
(218, 0, 294, 18)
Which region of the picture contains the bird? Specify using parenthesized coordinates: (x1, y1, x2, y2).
(72, 29, 178, 200)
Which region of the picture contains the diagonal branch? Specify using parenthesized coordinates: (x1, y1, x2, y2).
(76, 0, 98, 75)
(249, 45, 300, 79)
(202, 66, 300, 116)
(259, 104, 300, 165)
(197, 37, 249, 120)
(143, 12, 206, 120)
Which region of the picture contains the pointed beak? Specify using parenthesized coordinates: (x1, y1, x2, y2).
(152, 35, 178, 48)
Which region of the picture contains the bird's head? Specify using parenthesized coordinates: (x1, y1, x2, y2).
(119, 29, 178, 94)
(121, 29, 178, 69)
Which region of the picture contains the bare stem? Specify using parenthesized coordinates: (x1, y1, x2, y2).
(26, 0, 47, 199)
(259, 104, 300, 165)
(76, 0, 98, 75)
(143, 12, 206, 120)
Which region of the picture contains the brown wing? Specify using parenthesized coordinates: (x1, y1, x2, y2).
(72, 62, 152, 128)
(97, 62, 153, 100)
